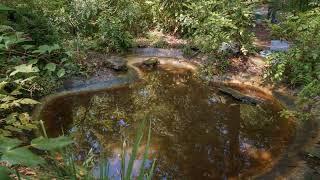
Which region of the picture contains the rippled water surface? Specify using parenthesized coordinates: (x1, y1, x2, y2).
(41, 64, 293, 179)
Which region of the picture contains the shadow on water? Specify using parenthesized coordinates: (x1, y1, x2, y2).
(39, 61, 294, 179)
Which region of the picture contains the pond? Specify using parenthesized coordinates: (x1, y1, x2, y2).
(39, 59, 294, 179)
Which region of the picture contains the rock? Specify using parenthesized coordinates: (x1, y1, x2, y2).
(104, 56, 128, 71)
(270, 40, 290, 52)
(143, 58, 160, 68)
(218, 86, 264, 105)
(259, 50, 272, 58)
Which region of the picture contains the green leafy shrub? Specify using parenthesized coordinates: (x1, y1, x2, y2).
(0, 2, 59, 45)
(187, 0, 255, 54)
(0, 25, 77, 136)
(95, 17, 133, 52)
(0, 120, 155, 180)
(266, 8, 320, 97)
(27, 0, 152, 52)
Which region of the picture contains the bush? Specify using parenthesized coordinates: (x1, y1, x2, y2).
(95, 18, 133, 52)
(180, 0, 256, 54)
(266, 7, 320, 97)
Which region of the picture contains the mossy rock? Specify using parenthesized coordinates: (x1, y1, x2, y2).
(142, 58, 160, 68)
(104, 56, 128, 71)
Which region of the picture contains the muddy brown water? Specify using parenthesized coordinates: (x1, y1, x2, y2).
(40, 65, 294, 179)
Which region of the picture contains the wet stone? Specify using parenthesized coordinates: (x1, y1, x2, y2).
(142, 58, 160, 68)
(104, 56, 128, 71)
(219, 86, 264, 105)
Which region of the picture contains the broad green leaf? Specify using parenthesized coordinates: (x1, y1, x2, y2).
(49, 44, 60, 53)
(57, 68, 66, 78)
(0, 25, 14, 32)
(1, 147, 45, 167)
(65, 51, 73, 57)
(45, 63, 56, 72)
(0, 137, 22, 152)
(18, 98, 39, 105)
(22, 45, 35, 50)
(61, 58, 68, 63)
(28, 59, 38, 65)
(31, 136, 74, 151)
(1, 96, 16, 102)
(0, 166, 11, 180)
(32, 45, 50, 54)
(10, 64, 39, 76)
(10, 89, 22, 96)
(32, 44, 60, 54)
(5, 126, 22, 133)
(0, 4, 15, 11)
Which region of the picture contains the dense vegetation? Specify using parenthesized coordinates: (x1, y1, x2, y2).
(266, 0, 320, 100)
(0, 0, 319, 178)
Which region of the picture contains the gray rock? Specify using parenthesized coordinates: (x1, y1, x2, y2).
(219, 86, 264, 105)
(270, 40, 290, 52)
(143, 58, 160, 68)
(104, 56, 128, 71)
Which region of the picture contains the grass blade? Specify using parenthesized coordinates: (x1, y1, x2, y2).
(125, 119, 146, 179)
(137, 120, 152, 180)
(121, 140, 126, 179)
(147, 159, 156, 180)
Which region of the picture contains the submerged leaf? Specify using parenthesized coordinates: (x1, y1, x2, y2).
(31, 136, 74, 151)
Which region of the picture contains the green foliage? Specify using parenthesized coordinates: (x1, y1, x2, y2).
(269, 0, 320, 12)
(0, 136, 45, 167)
(182, 0, 256, 54)
(299, 80, 320, 98)
(149, 0, 186, 33)
(0, 166, 11, 180)
(25, 0, 152, 52)
(266, 8, 320, 97)
(0, 135, 74, 176)
(3, 1, 257, 54)
(0, 24, 77, 136)
(31, 136, 74, 151)
(95, 17, 133, 52)
(0, 4, 14, 12)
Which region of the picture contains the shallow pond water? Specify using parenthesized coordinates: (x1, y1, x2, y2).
(40, 64, 293, 179)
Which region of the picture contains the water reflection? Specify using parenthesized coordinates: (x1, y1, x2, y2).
(41, 65, 293, 179)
